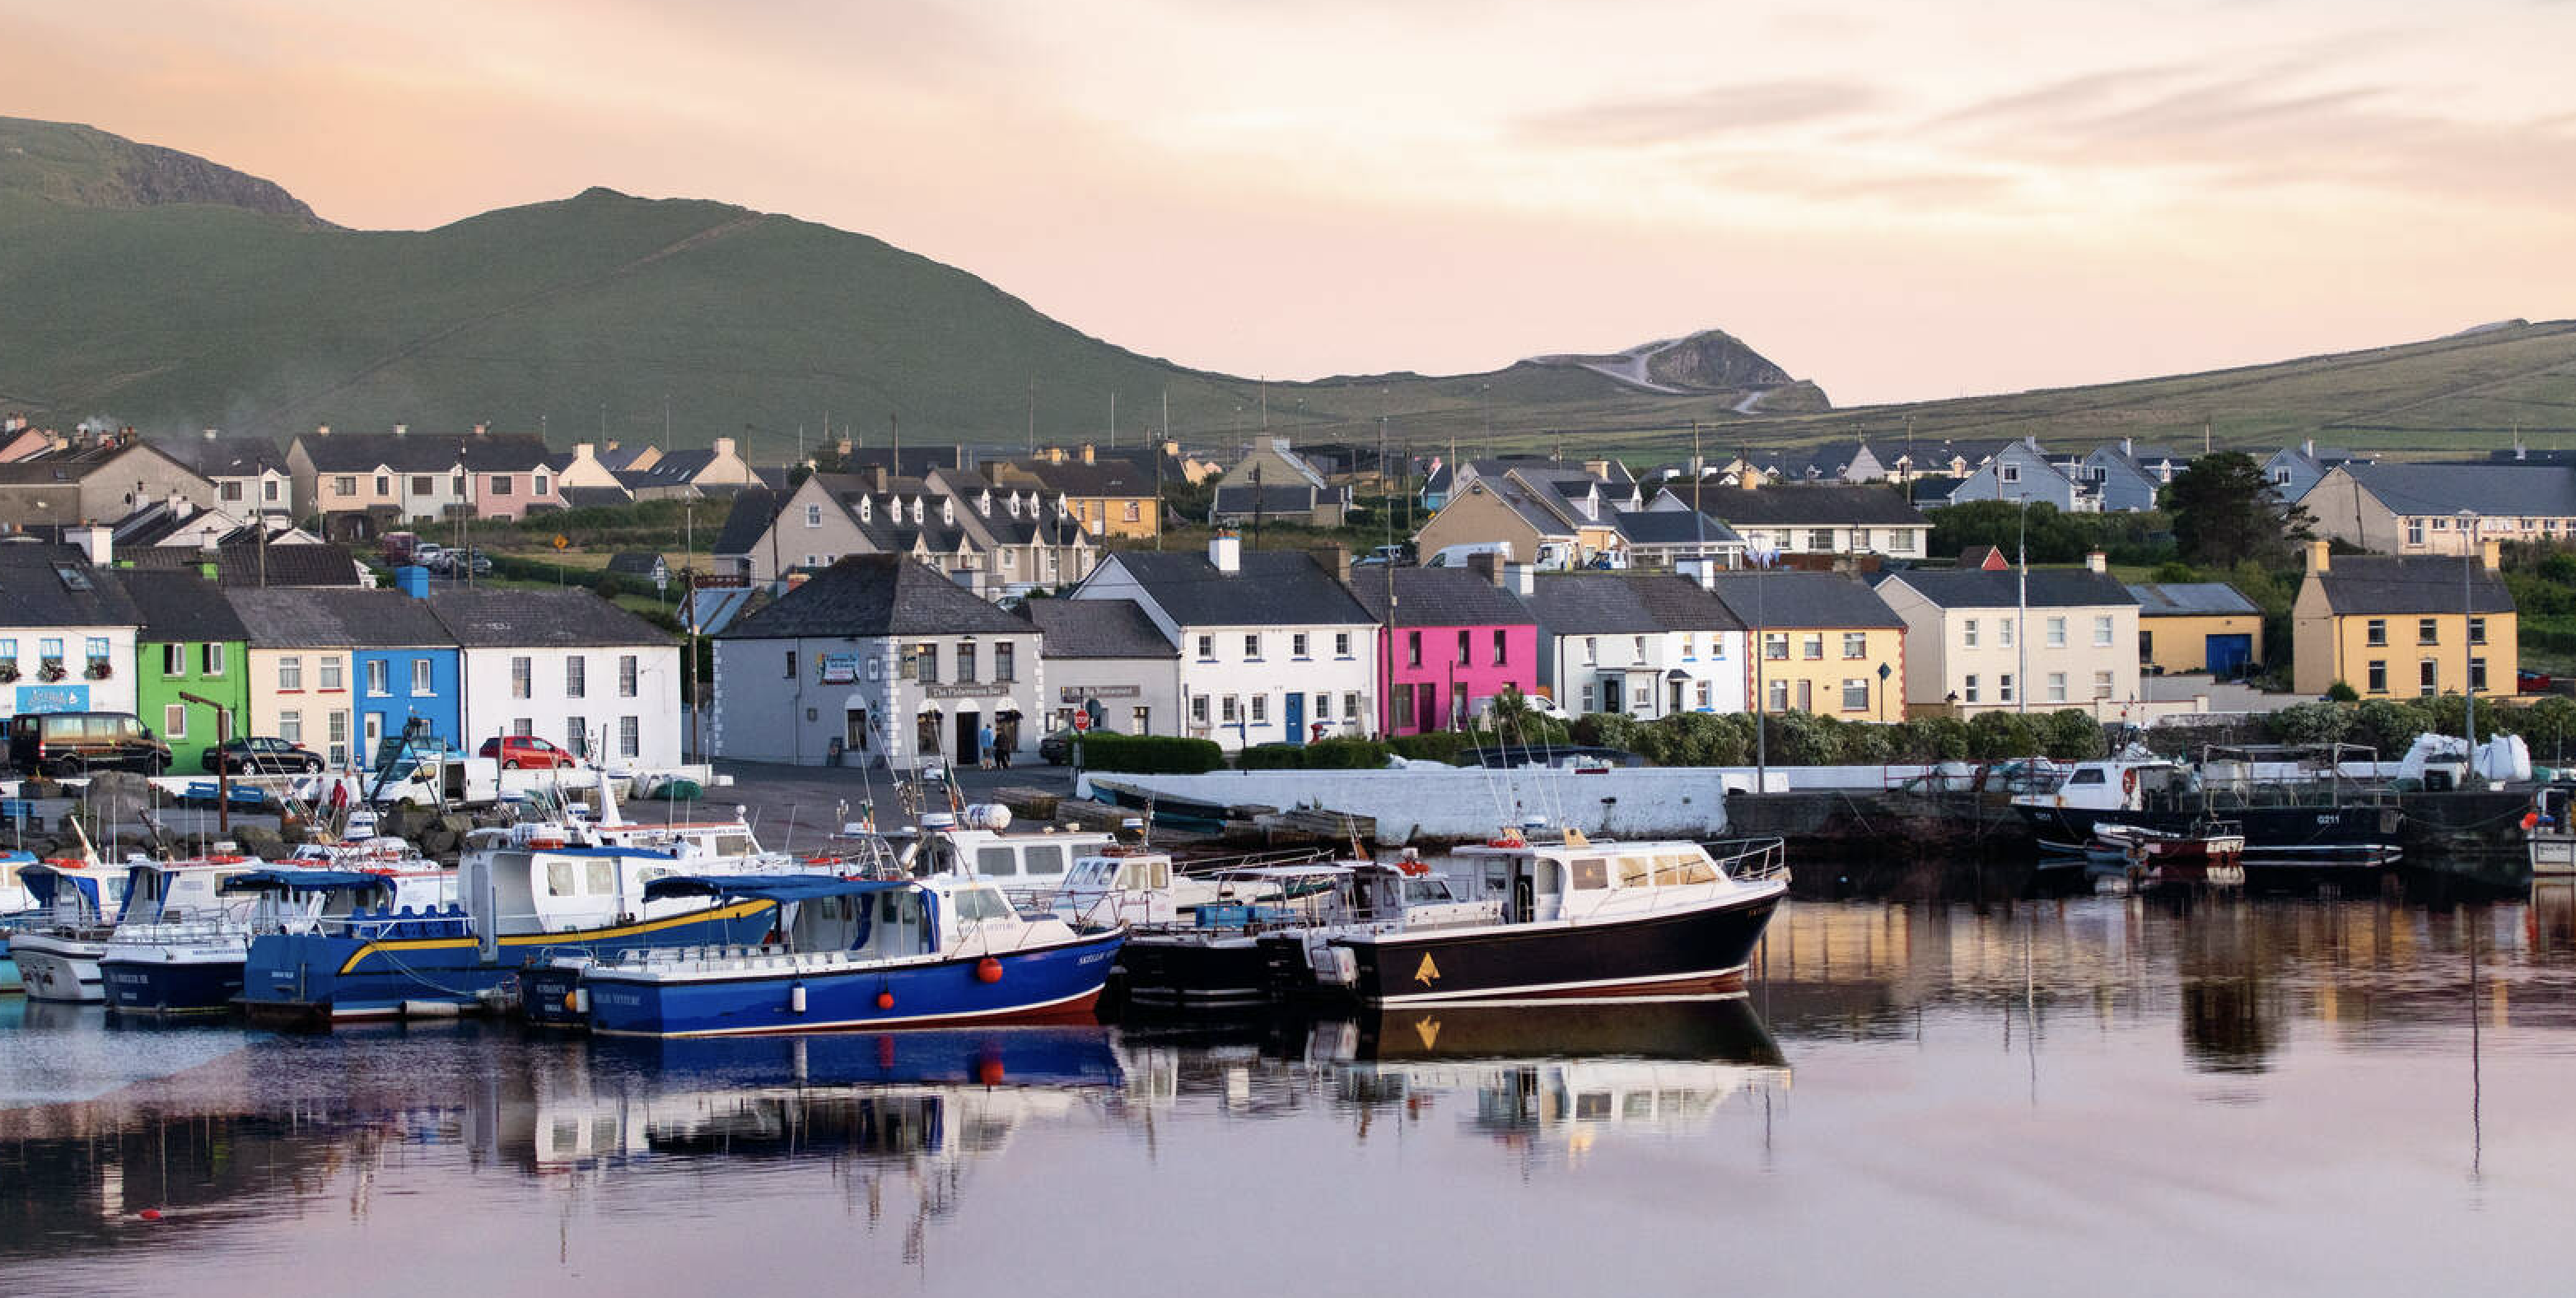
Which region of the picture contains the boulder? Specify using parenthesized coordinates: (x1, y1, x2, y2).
(231, 825, 287, 861)
(79, 771, 157, 829)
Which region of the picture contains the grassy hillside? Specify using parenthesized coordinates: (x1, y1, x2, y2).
(2, 116, 2569, 465)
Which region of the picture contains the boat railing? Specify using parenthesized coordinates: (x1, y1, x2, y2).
(1707, 838, 1790, 885)
(108, 916, 248, 946)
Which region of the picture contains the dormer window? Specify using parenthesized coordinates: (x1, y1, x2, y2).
(978, 493, 992, 517)
(1009, 496, 1022, 518)
(941, 498, 954, 524)
(912, 498, 925, 525)
(859, 497, 873, 521)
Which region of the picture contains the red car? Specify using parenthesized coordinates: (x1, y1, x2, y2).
(478, 735, 581, 769)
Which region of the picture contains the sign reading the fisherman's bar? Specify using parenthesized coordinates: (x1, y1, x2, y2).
(923, 684, 1006, 700)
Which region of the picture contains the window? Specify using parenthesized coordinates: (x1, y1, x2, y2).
(1580, 684, 1595, 712)
(165, 703, 187, 738)
(565, 656, 586, 697)
(279, 710, 302, 744)
(805, 504, 823, 528)
(2419, 619, 2438, 645)
(2046, 617, 2066, 647)
(619, 655, 638, 697)
(411, 475, 433, 496)
(2093, 615, 2113, 647)
(2093, 670, 2113, 699)
(1963, 619, 1980, 648)
(491, 476, 513, 497)
(2047, 672, 2068, 703)
(1343, 692, 1360, 720)
(956, 642, 977, 683)
(1843, 632, 1867, 659)
(567, 717, 588, 757)
(510, 656, 532, 698)
(2000, 464, 2022, 484)
(1456, 629, 1469, 664)
(533, 474, 548, 496)
(205, 642, 226, 675)
(327, 711, 348, 768)
(2000, 674, 2016, 703)
(453, 473, 468, 496)
(334, 475, 357, 496)
(1197, 634, 1214, 660)
(619, 717, 640, 759)
(1842, 679, 1869, 712)
(1335, 632, 1352, 658)
(1244, 633, 1261, 659)
(1220, 695, 1239, 722)
(1295, 633, 1310, 659)
(1, 639, 15, 665)
(912, 642, 937, 683)
(1632, 635, 1647, 660)
(1965, 675, 1982, 704)
(1584, 637, 1598, 665)
(366, 660, 388, 695)
(1250, 693, 1267, 723)
(39, 637, 60, 661)
(1407, 632, 1422, 668)
(2406, 519, 2425, 546)
(84, 637, 106, 665)
(2367, 660, 2387, 693)
(2366, 619, 2387, 647)
(221, 481, 243, 502)
(1768, 679, 1790, 711)
(1998, 619, 2014, 648)
(1764, 633, 1789, 661)
(1801, 633, 1823, 660)
(1680, 633, 1696, 660)
(1493, 629, 1507, 666)
(411, 659, 432, 694)
(264, 479, 280, 502)
(995, 644, 1015, 682)
(1696, 681, 1712, 708)
(513, 717, 534, 737)
(319, 657, 343, 690)
(162, 643, 185, 675)
(2471, 657, 2489, 693)
(2470, 617, 2488, 646)
(279, 656, 302, 690)
(1855, 529, 1873, 551)
(2419, 659, 2438, 696)
(783, 651, 797, 679)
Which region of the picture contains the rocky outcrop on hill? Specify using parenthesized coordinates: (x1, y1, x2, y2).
(0, 116, 329, 224)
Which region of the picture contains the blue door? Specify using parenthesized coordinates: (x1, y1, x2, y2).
(2205, 633, 2252, 677)
(1285, 691, 1305, 745)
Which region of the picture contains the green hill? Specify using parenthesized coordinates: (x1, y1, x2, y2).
(2, 114, 2569, 465)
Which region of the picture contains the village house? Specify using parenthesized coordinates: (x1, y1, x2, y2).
(2264, 439, 2373, 502)
(0, 541, 142, 726)
(1026, 597, 1181, 737)
(427, 588, 681, 767)
(712, 469, 1094, 595)
(2290, 540, 2516, 701)
(287, 424, 562, 531)
(226, 583, 463, 769)
(986, 445, 1169, 539)
(1350, 558, 1541, 736)
(1705, 570, 1907, 721)
(1211, 437, 1349, 527)
(1943, 437, 2086, 511)
(618, 437, 767, 500)
(1525, 572, 1748, 719)
(1677, 480, 1932, 563)
(1871, 556, 2142, 717)
(0, 430, 216, 531)
(1070, 534, 1379, 750)
(177, 432, 293, 516)
(711, 554, 1043, 768)
(2130, 582, 2265, 676)
(124, 567, 250, 773)
(2299, 461, 2576, 555)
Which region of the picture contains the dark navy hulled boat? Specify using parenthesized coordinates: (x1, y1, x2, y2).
(104, 856, 455, 1017)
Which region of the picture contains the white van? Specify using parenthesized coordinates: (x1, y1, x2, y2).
(1424, 541, 1514, 569)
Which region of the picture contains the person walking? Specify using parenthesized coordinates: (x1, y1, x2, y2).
(994, 720, 1013, 770)
(977, 721, 996, 770)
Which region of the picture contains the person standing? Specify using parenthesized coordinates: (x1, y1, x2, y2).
(977, 721, 996, 770)
(995, 719, 1014, 769)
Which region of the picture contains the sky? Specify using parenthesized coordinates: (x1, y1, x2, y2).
(7, 0, 2572, 407)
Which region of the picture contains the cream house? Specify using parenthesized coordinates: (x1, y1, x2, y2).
(2302, 461, 2576, 555)
(1870, 556, 2141, 717)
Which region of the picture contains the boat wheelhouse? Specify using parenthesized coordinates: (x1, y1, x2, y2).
(100, 852, 452, 1017)
(2012, 745, 2401, 873)
(0, 850, 36, 993)
(2534, 784, 2575, 879)
(575, 873, 1124, 1038)
(895, 812, 1118, 901)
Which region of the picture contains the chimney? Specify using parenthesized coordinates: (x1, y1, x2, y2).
(1468, 551, 1503, 587)
(74, 525, 112, 567)
(1675, 557, 1720, 590)
(2120, 437, 2134, 456)
(393, 423, 408, 437)
(1583, 459, 1611, 479)
(573, 441, 595, 465)
(2084, 550, 2107, 573)
(1507, 563, 1535, 597)
(1210, 527, 1241, 575)
(315, 423, 331, 437)
(202, 427, 218, 441)
(1309, 544, 1350, 583)
(2481, 538, 2501, 572)
(1080, 443, 1096, 465)
(396, 565, 431, 599)
(472, 422, 489, 437)
(2302, 437, 2316, 457)
(2306, 539, 2331, 573)
(713, 437, 736, 460)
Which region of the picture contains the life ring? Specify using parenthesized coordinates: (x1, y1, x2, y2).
(1486, 830, 1526, 848)
(2121, 768, 2139, 800)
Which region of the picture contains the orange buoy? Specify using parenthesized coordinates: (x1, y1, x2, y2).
(2525, 812, 2543, 831)
(139, 1209, 162, 1221)
(875, 990, 895, 1010)
(977, 1057, 1006, 1086)
(975, 958, 1003, 984)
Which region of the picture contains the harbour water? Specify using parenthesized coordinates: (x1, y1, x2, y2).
(8, 891, 2576, 1296)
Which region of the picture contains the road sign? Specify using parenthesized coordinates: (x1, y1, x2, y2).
(1071, 710, 1090, 732)
(551, 535, 569, 550)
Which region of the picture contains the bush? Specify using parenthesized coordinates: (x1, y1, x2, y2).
(1967, 711, 2042, 760)
(1891, 717, 1971, 762)
(593, 572, 627, 600)
(2268, 701, 2354, 747)
(1388, 731, 1468, 763)
(1572, 712, 1645, 751)
(1234, 743, 1307, 770)
(2324, 680, 2359, 703)
(1303, 736, 1392, 768)
(2040, 709, 2109, 760)
(1069, 733, 1225, 774)
(2350, 698, 2434, 757)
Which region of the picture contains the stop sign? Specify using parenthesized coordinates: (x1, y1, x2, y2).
(1071, 710, 1090, 732)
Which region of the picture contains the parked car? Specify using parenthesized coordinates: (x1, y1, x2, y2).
(1462, 744, 1645, 770)
(1038, 726, 1119, 765)
(7, 712, 171, 777)
(200, 736, 325, 775)
(1352, 544, 1412, 569)
(409, 541, 446, 570)
(478, 735, 581, 769)
(2521, 669, 2555, 693)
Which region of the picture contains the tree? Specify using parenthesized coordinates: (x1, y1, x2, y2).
(2163, 451, 2312, 569)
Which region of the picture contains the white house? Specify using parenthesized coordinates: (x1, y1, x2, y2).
(711, 555, 1045, 768)
(1944, 437, 2086, 511)
(1026, 598, 1181, 737)
(1673, 481, 1934, 561)
(1524, 572, 1748, 718)
(0, 542, 142, 724)
(427, 589, 683, 767)
(1870, 556, 2142, 717)
(1070, 534, 1379, 750)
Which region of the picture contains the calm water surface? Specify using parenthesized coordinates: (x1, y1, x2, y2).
(9, 892, 2576, 1296)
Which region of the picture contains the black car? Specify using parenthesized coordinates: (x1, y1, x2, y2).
(200, 736, 326, 775)
(1038, 726, 1118, 764)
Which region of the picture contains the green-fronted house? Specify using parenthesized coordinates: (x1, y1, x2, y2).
(124, 569, 251, 773)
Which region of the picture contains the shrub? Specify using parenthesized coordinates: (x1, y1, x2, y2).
(1069, 733, 1225, 774)
(2269, 701, 2354, 747)
(1891, 717, 1971, 763)
(2040, 709, 2109, 761)
(1234, 743, 1308, 770)
(1967, 711, 2041, 760)
(1303, 736, 1392, 768)
(1573, 712, 1645, 751)
(2350, 698, 2433, 757)
(2324, 680, 2359, 703)
(1388, 731, 1469, 763)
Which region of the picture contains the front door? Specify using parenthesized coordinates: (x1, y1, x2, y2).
(846, 707, 870, 751)
(915, 711, 940, 761)
(1285, 691, 1305, 745)
(362, 712, 383, 766)
(954, 711, 980, 767)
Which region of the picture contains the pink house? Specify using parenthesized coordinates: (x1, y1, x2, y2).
(1352, 563, 1539, 736)
(458, 428, 564, 521)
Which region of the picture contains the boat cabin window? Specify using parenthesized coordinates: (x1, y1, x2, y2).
(1569, 857, 1608, 889)
(1613, 856, 1654, 888)
(1653, 852, 1715, 885)
(1024, 844, 1065, 877)
(715, 834, 752, 858)
(951, 888, 1015, 922)
(977, 846, 1020, 876)
(1403, 877, 1454, 905)
(545, 859, 578, 897)
(1121, 861, 1168, 890)
(2068, 768, 2105, 786)
(585, 861, 616, 896)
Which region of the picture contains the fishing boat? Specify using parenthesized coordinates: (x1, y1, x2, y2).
(0, 849, 36, 993)
(1120, 863, 1387, 1007)
(893, 809, 1118, 904)
(2532, 783, 2576, 879)
(20, 856, 260, 1003)
(2102, 820, 2246, 890)
(1272, 833, 1790, 1006)
(2013, 745, 2401, 874)
(573, 873, 1125, 1038)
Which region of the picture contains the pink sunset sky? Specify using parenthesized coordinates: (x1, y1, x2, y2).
(8, 0, 2571, 406)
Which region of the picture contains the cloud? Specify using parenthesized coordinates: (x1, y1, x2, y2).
(1515, 78, 1884, 147)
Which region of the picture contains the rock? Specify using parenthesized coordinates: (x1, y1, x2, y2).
(79, 771, 157, 828)
(231, 826, 287, 861)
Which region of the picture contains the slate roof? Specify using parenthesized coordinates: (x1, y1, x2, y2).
(2339, 462, 2576, 517)
(176, 435, 287, 478)
(597, 444, 657, 473)
(300, 432, 553, 474)
(119, 568, 251, 643)
(0, 441, 198, 486)
(1871, 568, 2140, 609)
(1614, 509, 1744, 545)
(1349, 567, 1534, 628)
(1706, 572, 1903, 629)
(721, 555, 1032, 640)
(1212, 483, 1341, 516)
(607, 552, 665, 577)
(226, 587, 455, 648)
(428, 588, 675, 647)
(1524, 573, 1743, 635)
(0, 544, 141, 627)
(2127, 582, 2261, 617)
(1098, 549, 1372, 628)
(1026, 598, 1177, 658)
(1696, 484, 1928, 528)
(560, 486, 635, 509)
(2308, 556, 2514, 616)
(712, 488, 782, 556)
(122, 543, 366, 588)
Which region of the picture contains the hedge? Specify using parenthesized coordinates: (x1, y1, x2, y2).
(1069, 732, 1226, 774)
(1235, 737, 1397, 769)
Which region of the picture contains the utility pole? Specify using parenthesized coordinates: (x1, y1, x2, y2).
(685, 499, 699, 761)
(1157, 388, 1169, 551)
(178, 690, 232, 835)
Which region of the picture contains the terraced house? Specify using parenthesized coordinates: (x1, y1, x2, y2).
(288, 424, 562, 533)
(1706, 571, 1906, 721)
(1526, 572, 1747, 719)
(2300, 461, 2576, 556)
(0, 543, 142, 725)
(124, 568, 250, 773)
(1871, 557, 2142, 717)
(2291, 540, 2515, 701)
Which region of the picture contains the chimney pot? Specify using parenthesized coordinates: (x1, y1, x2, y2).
(393, 423, 408, 437)
(2084, 550, 2107, 574)
(316, 424, 331, 437)
(2307, 539, 2331, 574)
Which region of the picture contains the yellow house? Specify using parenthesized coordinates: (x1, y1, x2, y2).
(1706, 571, 1908, 721)
(2129, 582, 2264, 675)
(991, 448, 1164, 540)
(2292, 539, 2517, 699)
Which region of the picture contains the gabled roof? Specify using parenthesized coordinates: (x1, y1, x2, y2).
(2127, 582, 2261, 617)
(1349, 567, 1534, 628)
(722, 554, 1032, 640)
(2337, 462, 2576, 518)
(1098, 549, 1372, 628)
(1695, 484, 1929, 528)
(1871, 567, 2139, 610)
(2308, 556, 2513, 616)
(1524, 573, 1743, 635)
(0, 544, 141, 628)
(0, 439, 201, 487)
(597, 444, 658, 472)
(1706, 572, 1903, 630)
(712, 488, 782, 556)
(120, 568, 250, 643)
(1444, 474, 1581, 538)
(1026, 598, 1178, 658)
(175, 435, 287, 478)
(606, 552, 665, 577)
(428, 589, 675, 647)
(1613, 509, 1743, 546)
(560, 486, 636, 509)
(226, 588, 455, 648)
(123, 543, 367, 588)
(1212, 483, 1339, 515)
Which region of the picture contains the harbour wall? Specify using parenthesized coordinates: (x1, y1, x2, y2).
(1079, 768, 1734, 843)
